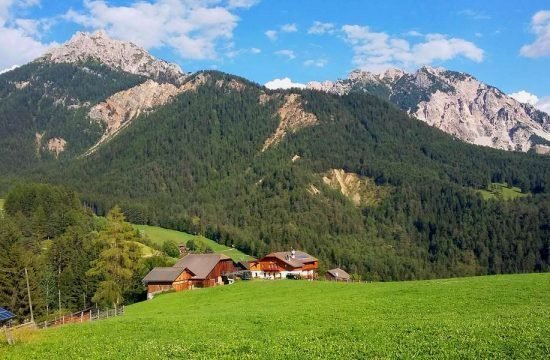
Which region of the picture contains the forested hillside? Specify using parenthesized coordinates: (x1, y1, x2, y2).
(0, 60, 144, 173)
(0, 184, 174, 323)
(20, 71, 549, 281)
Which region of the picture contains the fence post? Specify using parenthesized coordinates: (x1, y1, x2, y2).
(89, 310, 92, 322)
(62, 315, 65, 324)
(81, 311, 83, 323)
(97, 308, 99, 320)
(114, 304, 117, 317)
(106, 309, 109, 318)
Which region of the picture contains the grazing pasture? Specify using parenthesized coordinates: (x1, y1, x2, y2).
(2, 273, 549, 359)
(133, 224, 253, 262)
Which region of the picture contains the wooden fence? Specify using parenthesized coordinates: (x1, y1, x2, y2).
(35, 306, 124, 330)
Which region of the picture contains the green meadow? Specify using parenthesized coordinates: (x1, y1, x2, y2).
(2, 273, 549, 359)
(478, 182, 529, 200)
(133, 224, 253, 262)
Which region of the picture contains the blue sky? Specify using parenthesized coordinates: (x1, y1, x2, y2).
(1, 0, 549, 109)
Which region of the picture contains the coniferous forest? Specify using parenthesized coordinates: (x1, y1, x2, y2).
(1, 71, 549, 323)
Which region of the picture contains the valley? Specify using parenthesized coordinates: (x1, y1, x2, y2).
(0, 25, 549, 360)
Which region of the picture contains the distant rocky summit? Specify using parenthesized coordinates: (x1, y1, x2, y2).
(308, 67, 550, 153)
(40, 30, 188, 84)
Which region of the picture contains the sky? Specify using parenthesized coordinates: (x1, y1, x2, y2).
(0, 0, 549, 111)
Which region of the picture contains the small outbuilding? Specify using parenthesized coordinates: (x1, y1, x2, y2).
(325, 268, 351, 282)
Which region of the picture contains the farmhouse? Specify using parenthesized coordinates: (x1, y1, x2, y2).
(143, 253, 235, 298)
(248, 250, 318, 279)
(325, 268, 351, 282)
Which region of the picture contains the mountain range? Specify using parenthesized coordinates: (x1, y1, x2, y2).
(308, 67, 550, 154)
(1, 31, 549, 280)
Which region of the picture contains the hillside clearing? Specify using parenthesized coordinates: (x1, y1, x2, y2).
(134, 224, 253, 262)
(2, 273, 549, 359)
(478, 182, 529, 200)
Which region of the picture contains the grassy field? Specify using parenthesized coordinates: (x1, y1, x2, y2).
(478, 182, 529, 200)
(134, 224, 253, 262)
(2, 273, 549, 359)
(0, 198, 4, 209)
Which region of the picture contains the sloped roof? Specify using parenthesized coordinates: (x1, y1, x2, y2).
(327, 268, 350, 280)
(174, 253, 231, 279)
(142, 267, 190, 283)
(237, 260, 253, 270)
(263, 251, 317, 268)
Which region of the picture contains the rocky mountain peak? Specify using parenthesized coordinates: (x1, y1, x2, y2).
(307, 66, 550, 153)
(40, 30, 187, 84)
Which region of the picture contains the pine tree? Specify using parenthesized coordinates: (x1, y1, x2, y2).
(87, 206, 141, 308)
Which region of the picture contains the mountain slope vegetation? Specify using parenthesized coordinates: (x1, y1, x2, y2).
(17, 71, 547, 280)
(0, 60, 145, 173)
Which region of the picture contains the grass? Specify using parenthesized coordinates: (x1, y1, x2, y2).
(0, 198, 4, 210)
(133, 224, 253, 262)
(130, 241, 160, 258)
(2, 273, 549, 359)
(478, 182, 529, 200)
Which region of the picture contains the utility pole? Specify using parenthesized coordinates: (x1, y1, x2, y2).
(24, 267, 34, 323)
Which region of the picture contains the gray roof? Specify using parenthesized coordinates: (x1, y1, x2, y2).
(174, 253, 231, 279)
(142, 267, 189, 283)
(327, 268, 350, 280)
(264, 251, 317, 268)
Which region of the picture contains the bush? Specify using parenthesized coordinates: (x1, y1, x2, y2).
(162, 241, 180, 258)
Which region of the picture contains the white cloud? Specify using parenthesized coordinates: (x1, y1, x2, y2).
(281, 23, 297, 33)
(64, 0, 257, 60)
(405, 30, 422, 37)
(264, 77, 305, 89)
(341, 24, 484, 72)
(509, 90, 550, 114)
(536, 97, 550, 114)
(0, 64, 19, 74)
(275, 49, 295, 60)
(308, 21, 335, 35)
(509, 90, 539, 105)
(226, 47, 261, 58)
(265, 29, 277, 41)
(458, 9, 491, 20)
(520, 10, 550, 58)
(0, 1, 56, 70)
(227, 0, 259, 8)
(304, 58, 327, 67)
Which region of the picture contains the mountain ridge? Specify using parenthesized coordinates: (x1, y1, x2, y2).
(307, 66, 550, 154)
(40, 30, 188, 85)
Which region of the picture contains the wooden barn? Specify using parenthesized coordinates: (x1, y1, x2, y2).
(143, 253, 235, 298)
(325, 268, 351, 282)
(249, 250, 318, 279)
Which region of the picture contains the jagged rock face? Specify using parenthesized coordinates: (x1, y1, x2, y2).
(85, 73, 211, 154)
(321, 169, 389, 206)
(47, 138, 67, 158)
(262, 94, 318, 151)
(41, 31, 187, 84)
(307, 67, 550, 153)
